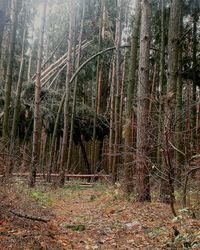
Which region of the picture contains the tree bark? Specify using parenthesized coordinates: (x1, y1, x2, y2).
(124, 0, 141, 193)
(157, 0, 166, 166)
(30, 0, 47, 187)
(67, 0, 85, 174)
(175, 6, 184, 184)
(191, 1, 198, 151)
(0, 0, 8, 58)
(60, 1, 74, 186)
(92, 0, 104, 174)
(136, 0, 152, 202)
(11, 26, 27, 140)
(160, 0, 181, 203)
(112, 0, 122, 184)
(3, 0, 20, 138)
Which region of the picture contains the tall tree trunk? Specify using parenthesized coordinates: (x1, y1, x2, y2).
(92, 0, 104, 173)
(11, 26, 27, 140)
(67, 0, 85, 173)
(30, 0, 47, 187)
(175, 6, 183, 184)
(108, 56, 115, 176)
(157, 0, 165, 166)
(191, 1, 198, 151)
(160, 0, 181, 203)
(112, 0, 122, 184)
(0, 0, 8, 58)
(124, 0, 141, 193)
(60, 1, 74, 186)
(136, 0, 151, 202)
(3, 0, 20, 138)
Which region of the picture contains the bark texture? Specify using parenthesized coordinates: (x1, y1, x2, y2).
(136, 0, 151, 202)
(160, 0, 181, 203)
(30, 0, 47, 187)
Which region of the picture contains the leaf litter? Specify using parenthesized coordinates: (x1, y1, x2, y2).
(0, 181, 200, 249)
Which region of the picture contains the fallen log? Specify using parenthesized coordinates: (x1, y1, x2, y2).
(9, 210, 49, 223)
(10, 173, 110, 179)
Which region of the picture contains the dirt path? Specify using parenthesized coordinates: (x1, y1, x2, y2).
(1, 182, 200, 249)
(49, 186, 200, 249)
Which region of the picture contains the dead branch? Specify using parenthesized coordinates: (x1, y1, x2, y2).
(9, 210, 50, 223)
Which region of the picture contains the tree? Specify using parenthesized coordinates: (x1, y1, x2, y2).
(30, 0, 47, 187)
(191, 0, 199, 150)
(92, 0, 104, 174)
(124, 0, 141, 193)
(160, 0, 182, 203)
(111, 0, 122, 184)
(157, 0, 166, 165)
(11, 3, 27, 140)
(0, 0, 8, 56)
(175, 2, 183, 183)
(60, 0, 74, 186)
(3, 0, 21, 138)
(136, 0, 152, 202)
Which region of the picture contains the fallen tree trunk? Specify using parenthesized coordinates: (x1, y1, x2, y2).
(9, 210, 49, 223)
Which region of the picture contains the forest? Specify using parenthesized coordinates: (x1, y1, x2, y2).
(0, 0, 200, 249)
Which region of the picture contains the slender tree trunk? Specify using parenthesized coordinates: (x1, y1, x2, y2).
(191, 2, 198, 151)
(160, 0, 181, 203)
(47, 94, 65, 182)
(108, 56, 115, 176)
(185, 81, 191, 158)
(27, 45, 32, 82)
(175, 7, 184, 184)
(92, 0, 104, 174)
(124, 0, 141, 193)
(67, 0, 85, 173)
(11, 27, 27, 140)
(157, 0, 165, 166)
(3, 0, 20, 138)
(112, 0, 122, 184)
(136, 0, 151, 202)
(30, 0, 47, 187)
(0, 0, 8, 59)
(60, 1, 74, 186)
(79, 133, 91, 175)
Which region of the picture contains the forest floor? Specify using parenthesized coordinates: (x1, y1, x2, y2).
(0, 179, 200, 250)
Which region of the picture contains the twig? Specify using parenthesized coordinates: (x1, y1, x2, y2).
(169, 141, 185, 157)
